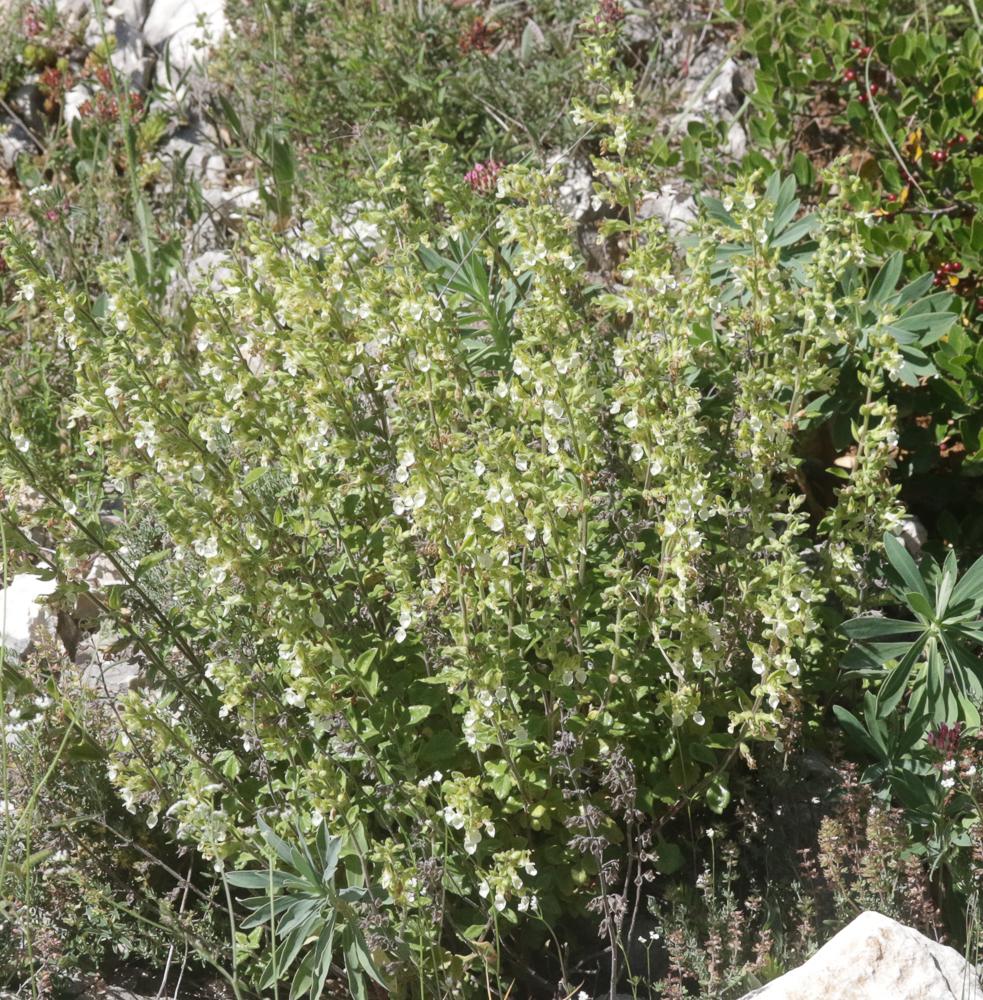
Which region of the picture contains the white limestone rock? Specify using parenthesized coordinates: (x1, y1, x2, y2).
(159, 126, 226, 187)
(740, 911, 981, 1000)
(899, 515, 928, 558)
(547, 152, 597, 223)
(0, 574, 58, 659)
(0, 122, 32, 170)
(638, 182, 697, 235)
(144, 0, 227, 88)
(84, 0, 149, 89)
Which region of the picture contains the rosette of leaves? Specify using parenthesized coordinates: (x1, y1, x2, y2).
(226, 817, 386, 1000)
(837, 532, 983, 773)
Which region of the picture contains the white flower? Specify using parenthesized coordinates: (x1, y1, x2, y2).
(609, 400, 622, 415)
(489, 515, 504, 533)
(474, 460, 486, 477)
(523, 523, 536, 542)
(478, 880, 490, 898)
(631, 443, 644, 461)
(624, 410, 639, 429)
(494, 892, 507, 912)
(692, 711, 705, 726)
(394, 627, 407, 643)
(284, 688, 306, 708)
(941, 777, 955, 789)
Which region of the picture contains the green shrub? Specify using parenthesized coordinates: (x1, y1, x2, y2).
(216, 0, 589, 207)
(730, 0, 983, 478)
(0, 12, 954, 996)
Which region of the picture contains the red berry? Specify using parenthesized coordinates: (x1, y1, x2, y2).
(886, 192, 897, 202)
(858, 92, 868, 103)
(851, 38, 862, 49)
(860, 46, 872, 57)
(977, 297, 983, 310)
(869, 82, 879, 95)
(844, 68, 857, 82)
(949, 262, 963, 273)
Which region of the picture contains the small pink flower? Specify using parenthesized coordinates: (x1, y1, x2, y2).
(594, 0, 626, 25)
(465, 159, 502, 194)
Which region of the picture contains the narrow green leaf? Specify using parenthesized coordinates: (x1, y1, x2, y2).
(866, 252, 903, 306)
(949, 553, 983, 609)
(833, 705, 888, 761)
(771, 214, 817, 246)
(841, 616, 922, 639)
(883, 531, 931, 601)
(936, 549, 959, 616)
(875, 636, 926, 718)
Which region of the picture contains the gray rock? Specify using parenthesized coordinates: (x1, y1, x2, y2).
(0, 121, 33, 170)
(159, 125, 226, 187)
(899, 515, 928, 558)
(144, 0, 227, 94)
(638, 182, 697, 235)
(739, 911, 981, 1000)
(0, 574, 58, 658)
(548, 152, 597, 223)
(84, 0, 149, 89)
(203, 182, 260, 221)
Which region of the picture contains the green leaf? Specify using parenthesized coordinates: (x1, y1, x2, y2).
(833, 705, 887, 761)
(315, 821, 342, 880)
(701, 196, 739, 228)
(705, 776, 730, 814)
(866, 252, 903, 306)
(905, 590, 936, 622)
(770, 214, 817, 247)
(936, 549, 959, 616)
(883, 531, 931, 601)
(654, 840, 685, 874)
(257, 816, 297, 869)
(949, 553, 983, 609)
(312, 915, 337, 1000)
(841, 617, 922, 639)
(226, 869, 290, 890)
(243, 466, 267, 487)
(875, 636, 926, 718)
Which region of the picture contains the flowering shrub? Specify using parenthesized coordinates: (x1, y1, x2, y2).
(0, 12, 946, 995)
